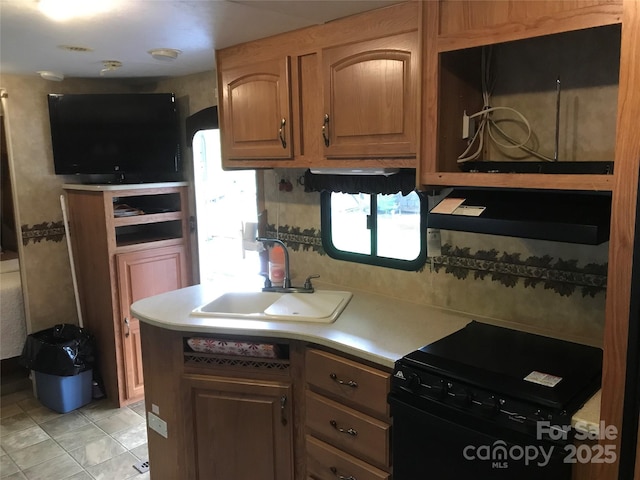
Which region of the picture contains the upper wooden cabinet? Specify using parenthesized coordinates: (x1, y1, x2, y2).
(420, 0, 623, 191)
(219, 57, 293, 161)
(321, 32, 418, 159)
(216, 2, 419, 170)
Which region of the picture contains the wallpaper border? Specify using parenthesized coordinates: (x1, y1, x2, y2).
(267, 224, 607, 298)
(21, 221, 65, 245)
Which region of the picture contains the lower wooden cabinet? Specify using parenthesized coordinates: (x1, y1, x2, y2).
(306, 434, 390, 480)
(116, 245, 189, 401)
(182, 373, 295, 480)
(305, 348, 393, 477)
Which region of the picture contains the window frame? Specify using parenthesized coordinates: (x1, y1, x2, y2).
(320, 190, 427, 271)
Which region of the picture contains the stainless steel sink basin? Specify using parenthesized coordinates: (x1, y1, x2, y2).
(191, 290, 352, 323)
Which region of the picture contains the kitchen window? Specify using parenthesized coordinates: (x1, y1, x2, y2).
(320, 190, 427, 270)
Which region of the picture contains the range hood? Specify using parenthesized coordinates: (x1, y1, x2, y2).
(428, 188, 611, 245)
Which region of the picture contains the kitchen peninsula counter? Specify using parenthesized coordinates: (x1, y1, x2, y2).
(131, 282, 601, 433)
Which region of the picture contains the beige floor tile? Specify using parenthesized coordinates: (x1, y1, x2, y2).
(40, 411, 89, 438)
(69, 436, 126, 468)
(129, 443, 148, 461)
(85, 451, 141, 480)
(78, 399, 121, 422)
(24, 405, 62, 424)
(95, 408, 144, 435)
(0, 426, 49, 454)
(0, 404, 23, 420)
(0, 392, 32, 408)
(15, 398, 40, 413)
(110, 423, 147, 450)
(6, 439, 65, 470)
(1, 454, 20, 477)
(128, 401, 146, 418)
(65, 472, 93, 480)
(20, 452, 82, 480)
(2, 472, 27, 480)
(53, 424, 106, 452)
(0, 413, 36, 437)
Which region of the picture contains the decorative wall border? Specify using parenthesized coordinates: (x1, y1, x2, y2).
(266, 223, 607, 298)
(266, 224, 324, 255)
(21, 221, 65, 245)
(432, 245, 607, 298)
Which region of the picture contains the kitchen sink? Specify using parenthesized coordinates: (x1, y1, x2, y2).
(191, 290, 353, 323)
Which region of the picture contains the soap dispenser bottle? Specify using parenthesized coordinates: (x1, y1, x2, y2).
(268, 245, 285, 286)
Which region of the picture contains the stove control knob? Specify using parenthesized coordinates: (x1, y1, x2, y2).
(478, 395, 503, 414)
(408, 373, 422, 392)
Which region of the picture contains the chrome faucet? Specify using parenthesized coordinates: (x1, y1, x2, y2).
(256, 237, 318, 293)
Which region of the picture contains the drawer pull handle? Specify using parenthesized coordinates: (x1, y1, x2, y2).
(330, 419, 357, 436)
(330, 466, 356, 480)
(124, 317, 130, 338)
(329, 372, 358, 388)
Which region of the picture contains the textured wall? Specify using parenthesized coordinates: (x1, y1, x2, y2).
(0, 71, 215, 335)
(263, 169, 608, 347)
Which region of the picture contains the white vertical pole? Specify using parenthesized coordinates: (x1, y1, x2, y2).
(60, 194, 83, 328)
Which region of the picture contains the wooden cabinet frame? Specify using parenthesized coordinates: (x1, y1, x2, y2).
(65, 184, 192, 407)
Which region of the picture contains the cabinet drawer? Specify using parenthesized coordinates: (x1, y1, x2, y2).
(306, 349, 390, 417)
(307, 434, 390, 480)
(305, 391, 391, 469)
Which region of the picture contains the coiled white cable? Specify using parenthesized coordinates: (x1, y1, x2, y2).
(457, 47, 555, 163)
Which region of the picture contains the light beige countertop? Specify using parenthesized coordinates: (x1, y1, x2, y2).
(63, 181, 188, 191)
(131, 282, 601, 434)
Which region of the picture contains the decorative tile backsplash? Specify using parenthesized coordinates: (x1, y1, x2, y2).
(266, 223, 607, 298)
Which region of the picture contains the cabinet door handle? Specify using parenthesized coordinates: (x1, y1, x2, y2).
(280, 395, 288, 425)
(330, 466, 356, 480)
(322, 113, 330, 147)
(124, 317, 130, 338)
(279, 118, 287, 149)
(329, 419, 357, 436)
(329, 372, 358, 388)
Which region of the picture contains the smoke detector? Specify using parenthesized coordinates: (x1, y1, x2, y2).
(38, 71, 65, 81)
(148, 48, 181, 61)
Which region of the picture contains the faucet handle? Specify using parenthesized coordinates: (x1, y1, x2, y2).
(260, 272, 272, 289)
(303, 274, 320, 291)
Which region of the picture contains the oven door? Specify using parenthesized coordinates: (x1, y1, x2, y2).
(389, 394, 571, 480)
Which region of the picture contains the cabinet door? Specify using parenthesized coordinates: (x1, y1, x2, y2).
(116, 245, 189, 400)
(183, 374, 294, 480)
(322, 31, 418, 158)
(220, 56, 293, 162)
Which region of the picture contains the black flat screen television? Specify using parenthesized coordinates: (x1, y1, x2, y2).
(47, 93, 182, 184)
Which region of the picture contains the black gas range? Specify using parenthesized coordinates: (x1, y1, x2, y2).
(388, 321, 603, 479)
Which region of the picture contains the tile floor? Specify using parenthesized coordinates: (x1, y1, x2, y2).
(1, 388, 150, 480)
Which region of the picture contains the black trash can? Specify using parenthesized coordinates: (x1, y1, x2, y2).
(20, 324, 95, 413)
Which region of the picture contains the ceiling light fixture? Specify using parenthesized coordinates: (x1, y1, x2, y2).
(100, 60, 122, 76)
(37, 71, 65, 81)
(148, 48, 181, 61)
(38, 0, 117, 21)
